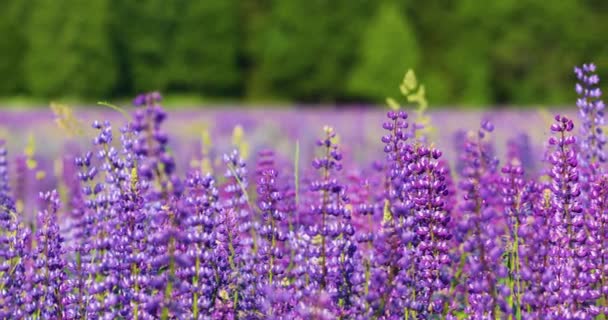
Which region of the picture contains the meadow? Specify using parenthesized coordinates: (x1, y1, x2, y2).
(0, 65, 605, 319)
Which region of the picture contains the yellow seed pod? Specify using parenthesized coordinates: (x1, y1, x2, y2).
(16, 200, 24, 214)
(542, 189, 552, 207)
(201, 158, 213, 175)
(232, 125, 244, 149)
(130, 167, 139, 192)
(0, 126, 9, 140)
(26, 158, 38, 170)
(35, 171, 46, 180)
(201, 128, 212, 154)
(344, 204, 353, 214)
(25, 134, 36, 159)
(189, 159, 200, 169)
(231, 125, 249, 160)
(311, 234, 323, 246)
(53, 158, 63, 178)
(382, 199, 392, 223)
(219, 290, 230, 301)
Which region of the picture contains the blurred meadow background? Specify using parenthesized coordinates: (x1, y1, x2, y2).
(0, 0, 603, 177)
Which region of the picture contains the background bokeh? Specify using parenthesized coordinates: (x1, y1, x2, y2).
(0, 0, 605, 107)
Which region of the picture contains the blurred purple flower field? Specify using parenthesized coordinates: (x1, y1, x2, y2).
(0, 107, 565, 168)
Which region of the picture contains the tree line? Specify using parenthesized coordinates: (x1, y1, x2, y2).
(0, 0, 606, 106)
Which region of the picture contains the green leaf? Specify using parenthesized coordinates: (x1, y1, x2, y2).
(97, 101, 131, 121)
(386, 97, 400, 110)
(402, 69, 418, 93)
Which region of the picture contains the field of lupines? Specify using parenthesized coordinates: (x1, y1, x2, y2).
(0, 64, 606, 320)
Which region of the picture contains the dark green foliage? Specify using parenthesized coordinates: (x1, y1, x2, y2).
(115, 0, 179, 93)
(0, 1, 26, 94)
(4, 0, 608, 105)
(24, 0, 117, 98)
(166, 0, 242, 96)
(248, 0, 374, 101)
(347, 1, 420, 102)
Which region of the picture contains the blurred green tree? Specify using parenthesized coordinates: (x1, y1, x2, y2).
(5, 0, 608, 106)
(414, 0, 493, 106)
(249, 0, 373, 102)
(115, 0, 179, 93)
(487, 0, 591, 105)
(166, 0, 242, 96)
(0, 1, 26, 95)
(346, 1, 420, 102)
(24, 0, 117, 98)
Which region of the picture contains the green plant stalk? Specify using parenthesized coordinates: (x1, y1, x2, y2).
(192, 250, 200, 318)
(269, 216, 278, 284)
(319, 141, 331, 289)
(286, 141, 300, 275)
(226, 162, 258, 253)
(132, 262, 140, 320)
(97, 101, 132, 121)
(162, 237, 176, 320)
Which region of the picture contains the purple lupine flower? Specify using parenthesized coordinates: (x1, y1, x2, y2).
(131, 92, 179, 199)
(219, 149, 262, 318)
(301, 126, 364, 317)
(575, 63, 606, 167)
(520, 183, 552, 317)
(27, 190, 67, 319)
(222, 149, 254, 248)
(589, 176, 608, 316)
(308, 126, 346, 286)
(546, 115, 599, 317)
(0, 140, 31, 319)
(499, 160, 538, 317)
(255, 153, 288, 287)
(181, 171, 230, 317)
(64, 151, 96, 318)
(455, 121, 507, 318)
(405, 145, 452, 316)
(370, 110, 417, 318)
(0, 140, 10, 202)
(144, 196, 190, 319)
(0, 215, 29, 319)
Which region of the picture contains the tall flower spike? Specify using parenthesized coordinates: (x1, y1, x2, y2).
(381, 110, 410, 203)
(546, 115, 598, 317)
(255, 151, 288, 287)
(309, 125, 345, 288)
(131, 92, 179, 199)
(575, 63, 606, 167)
(408, 146, 452, 316)
(0, 140, 11, 203)
(520, 184, 552, 317)
(455, 120, 506, 318)
(589, 176, 608, 316)
(0, 140, 30, 319)
(182, 172, 229, 317)
(500, 160, 536, 318)
(372, 110, 417, 318)
(27, 190, 68, 319)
